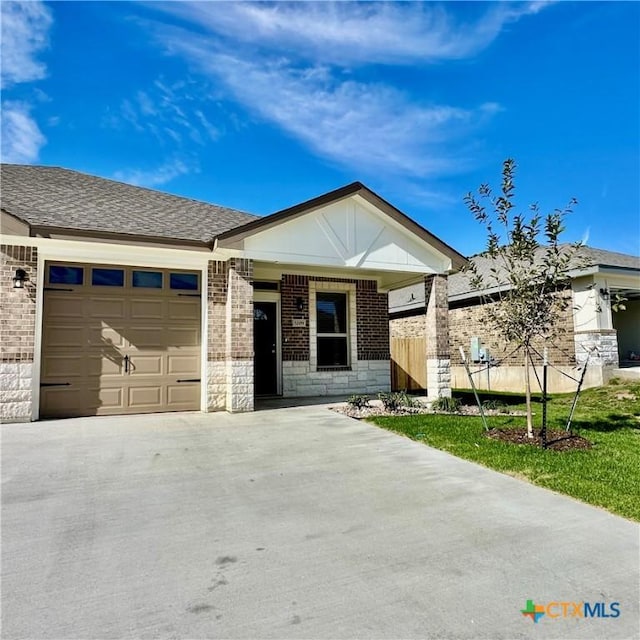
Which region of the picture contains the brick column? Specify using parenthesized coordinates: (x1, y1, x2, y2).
(206, 260, 227, 410)
(425, 274, 451, 398)
(225, 258, 254, 412)
(1, 245, 38, 422)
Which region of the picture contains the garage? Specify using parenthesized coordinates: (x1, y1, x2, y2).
(40, 262, 202, 418)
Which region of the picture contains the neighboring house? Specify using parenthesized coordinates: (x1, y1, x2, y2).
(389, 246, 640, 393)
(0, 164, 466, 422)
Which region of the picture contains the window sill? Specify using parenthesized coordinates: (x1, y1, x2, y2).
(316, 365, 352, 372)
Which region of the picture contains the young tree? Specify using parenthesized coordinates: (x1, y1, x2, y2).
(464, 159, 583, 437)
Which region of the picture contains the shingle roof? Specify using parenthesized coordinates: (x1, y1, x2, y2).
(448, 245, 640, 300)
(389, 244, 640, 312)
(1, 164, 259, 244)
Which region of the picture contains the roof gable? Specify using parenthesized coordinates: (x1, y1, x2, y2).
(217, 182, 466, 273)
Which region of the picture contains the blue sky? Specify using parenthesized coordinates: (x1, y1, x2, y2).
(1, 1, 638, 257)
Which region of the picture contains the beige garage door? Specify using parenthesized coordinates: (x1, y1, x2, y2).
(40, 262, 201, 418)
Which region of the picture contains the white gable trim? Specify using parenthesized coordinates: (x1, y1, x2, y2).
(223, 195, 452, 275)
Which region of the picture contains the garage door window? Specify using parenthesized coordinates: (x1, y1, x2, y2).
(92, 268, 124, 287)
(132, 270, 163, 288)
(49, 265, 83, 285)
(170, 273, 198, 291)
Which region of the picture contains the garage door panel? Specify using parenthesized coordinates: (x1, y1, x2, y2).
(168, 299, 200, 320)
(41, 355, 85, 378)
(166, 327, 200, 347)
(128, 385, 163, 408)
(127, 327, 164, 349)
(167, 384, 200, 407)
(87, 355, 123, 377)
(92, 386, 126, 411)
(88, 298, 126, 319)
(45, 295, 84, 319)
(130, 299, 164, 320)
(40, 387, 85, 417)
(130, 355, 163, 376)
(167, 354, 200, 375)
(45, 326, 87, 348)
(88, 325, 126, 349)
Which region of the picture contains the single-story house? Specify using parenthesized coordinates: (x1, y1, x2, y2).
(0, 164, 466, 423)
(389, 246, 640, 393)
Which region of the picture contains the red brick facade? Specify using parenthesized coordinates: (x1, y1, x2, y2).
(0, 245, 38, 363)
(281, 274, 309, 361)
(281, 274, 389, 362)
(1, 244, 38, 422)
(207, 260, 227, 362)
(449, 292, 576, 366)
(355, 279, 390, 360)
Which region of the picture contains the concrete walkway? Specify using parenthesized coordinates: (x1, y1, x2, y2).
(2, 406, 638, 639)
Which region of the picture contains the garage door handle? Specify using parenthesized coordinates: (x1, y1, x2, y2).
(177, 378, 200, 383)
(124, 355, 130, 373)
(40, 382, 71, 387)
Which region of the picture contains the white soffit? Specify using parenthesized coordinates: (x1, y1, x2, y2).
(241, 196, 450, 273)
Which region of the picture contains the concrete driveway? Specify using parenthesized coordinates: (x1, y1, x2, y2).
(2, 405, 638, 639)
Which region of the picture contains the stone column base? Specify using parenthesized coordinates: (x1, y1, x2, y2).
(427, 358, 451, 398)
(226, 359, 254, 412)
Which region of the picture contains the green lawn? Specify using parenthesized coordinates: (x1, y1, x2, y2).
(368, 379, 640, 521)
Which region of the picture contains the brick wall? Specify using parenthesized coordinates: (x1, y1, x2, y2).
(390, 313, 426, 338)
(226, 258, 253, 361)
(281, 274, 389, 361)
(355, 279, 389, 360)
(449, 292, 576, 366)
(207, 260, 227, 362)
(1, 244, 38, 422)
(281, 274, 309, 361)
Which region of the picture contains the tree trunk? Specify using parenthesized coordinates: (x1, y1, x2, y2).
(524, 348, 534, 438)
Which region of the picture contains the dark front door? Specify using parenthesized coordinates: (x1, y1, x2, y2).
(254, 301, 278, 395)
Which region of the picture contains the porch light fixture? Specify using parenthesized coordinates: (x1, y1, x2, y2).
(599, 287, 610, 300)
(12, 269, 27, 289)
(296, 297, 305, 312)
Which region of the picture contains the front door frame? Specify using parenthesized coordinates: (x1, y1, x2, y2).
(253, 290, 282, 396)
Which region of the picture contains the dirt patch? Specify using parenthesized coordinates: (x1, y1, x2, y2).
(486, 428, 592, 451)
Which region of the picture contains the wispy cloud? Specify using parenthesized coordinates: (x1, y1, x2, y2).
(0, 101, 46, 163)
(150, 1, 552, 66)
(113, 157, 195, 188)
(166, 44, 499, 177)
(1, 0, 52, 89)
(104, 78, 222, 147)
(143, 1, 548, 179)
(0, 1, 52, 164)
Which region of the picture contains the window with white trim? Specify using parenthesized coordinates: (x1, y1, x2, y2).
(316, 292, 349, 367)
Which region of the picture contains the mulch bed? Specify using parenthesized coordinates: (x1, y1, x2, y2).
(486, 428, 592, 451)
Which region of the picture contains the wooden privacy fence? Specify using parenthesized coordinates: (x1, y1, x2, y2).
(390, 337, 426, 391)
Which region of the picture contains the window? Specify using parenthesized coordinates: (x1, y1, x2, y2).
(132, 270, 163, 288)
(92, 268, 124, 287)
(170, 272, 198, 290)
(316, 292, 348, 367)
(49, 265, 83, 285)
